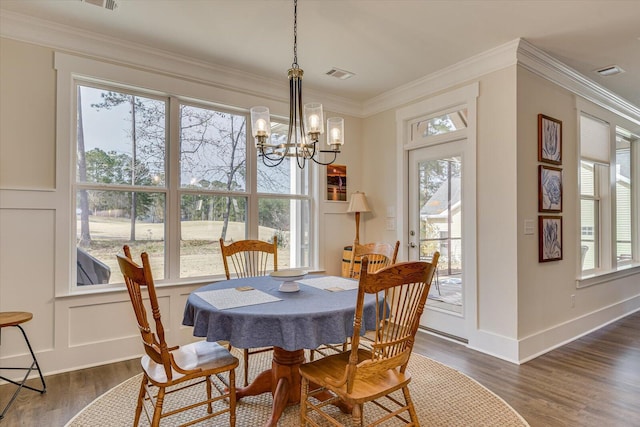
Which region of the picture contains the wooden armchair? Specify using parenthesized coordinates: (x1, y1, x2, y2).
(219, 237, 277, 386)
(117, 246, 238, 426)
(310, 240, 401, 361)
(348, 240, 400, 279)
(299, 254, 439, 426)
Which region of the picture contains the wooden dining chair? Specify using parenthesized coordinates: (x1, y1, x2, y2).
(219, 237, 277, 386)
(117, 246, 238, 427)
(299, 253, 439, 426)
(310, 240, 401, 361)
(348, 240, 400, 279)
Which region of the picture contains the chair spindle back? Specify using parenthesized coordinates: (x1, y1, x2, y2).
(219, 237, 278, 280)
(343, 253, 439, 394)
(116, 246, 173, 378)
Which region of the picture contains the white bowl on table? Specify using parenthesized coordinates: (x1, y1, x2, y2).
(270, 269, 308, 292)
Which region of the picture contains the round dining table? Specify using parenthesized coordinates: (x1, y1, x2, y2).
(182, 274, 380, 427)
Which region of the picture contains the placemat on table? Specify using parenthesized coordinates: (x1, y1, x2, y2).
(195, 288, 282, 310)
(298, 276, 359, 291)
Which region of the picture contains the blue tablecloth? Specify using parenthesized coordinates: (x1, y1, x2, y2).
(182, 275, 380, 351)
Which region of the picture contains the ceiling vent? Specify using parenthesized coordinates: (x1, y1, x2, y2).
(81, 0, 118, 11)
(326, 68, 355, 80)
(594, 65, 624, 77)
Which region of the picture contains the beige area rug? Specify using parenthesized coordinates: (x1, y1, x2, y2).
(66, 349, 529, 426)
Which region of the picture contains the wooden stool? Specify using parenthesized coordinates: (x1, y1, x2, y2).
(0, 311, 47, 419)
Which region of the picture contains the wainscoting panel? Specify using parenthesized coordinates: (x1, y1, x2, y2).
(0, 208, 55, 356)
(68, 295, 171, 347)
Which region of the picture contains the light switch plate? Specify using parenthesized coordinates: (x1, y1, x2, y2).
(524, 219, 535, 235)
(386, 219, 396, 230)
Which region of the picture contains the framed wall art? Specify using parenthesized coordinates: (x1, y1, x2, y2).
(538, 165, 562, 212)
(538, 114, 562, 165)
(326, 164, 347, 201)
(539, 215, 562, 262)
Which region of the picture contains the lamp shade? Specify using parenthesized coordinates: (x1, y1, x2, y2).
(347, 191, 371, 213)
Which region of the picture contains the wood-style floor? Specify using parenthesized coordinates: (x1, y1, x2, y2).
(1, 311, 638, 427)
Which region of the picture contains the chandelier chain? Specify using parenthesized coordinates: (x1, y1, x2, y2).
(292, 0, 298, 69)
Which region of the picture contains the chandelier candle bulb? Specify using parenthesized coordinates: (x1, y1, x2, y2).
(250, 106, 271, 146)
(327, 117, 344, 146)
(256, 120, 268, 135)
(304, 103, 324, 135)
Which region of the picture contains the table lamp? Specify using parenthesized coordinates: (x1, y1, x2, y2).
(347, 191, 371, 245)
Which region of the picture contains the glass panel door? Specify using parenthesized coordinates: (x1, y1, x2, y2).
(409, 142, 466, 339)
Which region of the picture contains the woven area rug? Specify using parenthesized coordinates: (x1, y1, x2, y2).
(66, 349, 528, 426)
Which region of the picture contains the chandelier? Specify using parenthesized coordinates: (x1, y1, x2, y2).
(250, 0, 344, 168)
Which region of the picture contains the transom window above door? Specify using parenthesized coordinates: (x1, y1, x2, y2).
(410, 108, 468, 141)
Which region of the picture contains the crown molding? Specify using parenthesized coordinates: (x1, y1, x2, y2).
(2, 10, 637, 124)
(362, 39, 521, 117)
(363, 38, 640, 125)
(516, 39, 640, 126)
(0, 10, 363, 117)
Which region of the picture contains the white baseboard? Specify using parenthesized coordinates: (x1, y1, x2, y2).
(467, 330, 520, 364)
(517, 295, 640, 363)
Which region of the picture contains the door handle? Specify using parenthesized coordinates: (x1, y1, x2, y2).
(409, 242, 416, 248)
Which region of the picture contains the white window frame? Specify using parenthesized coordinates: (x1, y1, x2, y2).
(54, 53, 316, 296)
(577, 103, 640, 288)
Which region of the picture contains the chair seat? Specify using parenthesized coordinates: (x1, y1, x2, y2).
(299, 349, 411, 403)
(0, 311, 33, 328)
(142, 341, 238, 384)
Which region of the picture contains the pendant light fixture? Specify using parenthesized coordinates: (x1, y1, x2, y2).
(250, 0, 344, 168)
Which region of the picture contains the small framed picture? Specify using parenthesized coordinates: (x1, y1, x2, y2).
(539, 216, 562, 262)
(538, 165, 562, 212)
(538, 114, 562, 165)
(326, 164, 347, 202)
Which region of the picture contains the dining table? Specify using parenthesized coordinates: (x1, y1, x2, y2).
(182, 273, 381, 427)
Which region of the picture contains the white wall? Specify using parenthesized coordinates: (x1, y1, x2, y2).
(360, 68, 522, 360)
(358, 62, 640, 363)
(516, 70, 640, 359)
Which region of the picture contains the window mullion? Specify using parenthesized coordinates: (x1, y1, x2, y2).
(166, 96, 181, 280)
(247, 111, 259, 240)
(633, 138, 639, 263)
(598, 163, 613, 271)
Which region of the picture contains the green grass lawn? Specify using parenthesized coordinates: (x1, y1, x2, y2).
(78, 216, 289, 284)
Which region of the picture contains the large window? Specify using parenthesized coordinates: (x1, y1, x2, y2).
(616, 129, 633, 266)
(579, 111, 638, 279)
(75, 84, 311, 287)
(580, 160, 602, 271)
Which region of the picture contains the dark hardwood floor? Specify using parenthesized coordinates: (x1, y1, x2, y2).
(1, 311, 638, 426)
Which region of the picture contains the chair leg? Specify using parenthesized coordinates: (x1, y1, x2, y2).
(15, 325, 46, 393)
(133, 375, 147, 426)
(0, 325, 47, 420)
(402, 385, 420, 426)
(351, 403, 364, 426)
(300, 376, 309, 425)
(206, 374, 213, 414)
(229, 369, 236, 427)
(151, 386, 166, 427)
(243, 348, 250, 386)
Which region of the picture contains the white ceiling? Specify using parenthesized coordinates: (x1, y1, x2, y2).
(1, 0, 639, 108)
